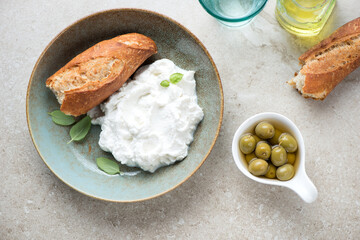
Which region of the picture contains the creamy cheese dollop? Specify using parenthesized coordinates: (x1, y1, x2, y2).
(90, 59, 204, 173)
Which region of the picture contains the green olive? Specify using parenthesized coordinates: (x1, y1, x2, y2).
(269, 129, 283, 145)
(245, 153, 257, 163)
(287, 153, 296, 165)
(279, 133, 298, 153)
(271, 146, 287, 167)
(248, 159, 269, 176)
(253, 135, 261, 144)
(276, 164, 295, 181)
(239, 134, 256, 154)
(264, 164, 277, 179)
(255, 141, 271, 160)
(255, 122, 275, 139)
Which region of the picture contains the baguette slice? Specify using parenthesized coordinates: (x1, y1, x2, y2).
(46, 33, 157, 116)
(288, 17, 360, 100)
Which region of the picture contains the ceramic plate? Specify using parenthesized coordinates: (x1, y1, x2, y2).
(27, 9, 223, 202)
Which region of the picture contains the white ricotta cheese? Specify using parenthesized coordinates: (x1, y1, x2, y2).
(91, 59, 204, 173)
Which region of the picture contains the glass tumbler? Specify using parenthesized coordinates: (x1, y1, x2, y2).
(199, 0, 268, 27)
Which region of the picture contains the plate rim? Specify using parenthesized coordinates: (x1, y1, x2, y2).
(26, 8, 224, 202)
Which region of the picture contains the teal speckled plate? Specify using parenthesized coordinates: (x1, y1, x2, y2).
(26, 9, 223, 202)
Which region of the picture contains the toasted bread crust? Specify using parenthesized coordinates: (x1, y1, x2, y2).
(300, 56, 360, 100)
(289, 17, 360, 100)
(46, 33, 157, 116)
(299, 17, 360, 64)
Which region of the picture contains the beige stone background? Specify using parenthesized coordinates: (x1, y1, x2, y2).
(1, 0, 360, 239)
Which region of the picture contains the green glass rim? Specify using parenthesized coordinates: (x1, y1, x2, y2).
(199, 0, 268, 23)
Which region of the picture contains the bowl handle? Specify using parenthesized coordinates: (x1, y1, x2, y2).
(289, 171, 318, 203)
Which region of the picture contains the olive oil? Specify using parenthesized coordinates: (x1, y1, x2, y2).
(276, 0, 336, 36)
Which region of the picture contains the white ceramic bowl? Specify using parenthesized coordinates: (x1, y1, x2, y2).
(232, 112, 318, 203)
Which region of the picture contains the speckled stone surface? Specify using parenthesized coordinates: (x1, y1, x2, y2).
(1, 0, 360, 239)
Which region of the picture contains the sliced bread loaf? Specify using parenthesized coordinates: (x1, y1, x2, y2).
(46, 33, 157, 116)
(288, 17, 360, 100)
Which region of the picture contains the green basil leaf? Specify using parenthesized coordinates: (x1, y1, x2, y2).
(68, 116, 91, 143)
(48, 110, 75, 126)
(96, 157, 120, 175)
(169, 73, 183, 84)
(160, 80, 170, 87)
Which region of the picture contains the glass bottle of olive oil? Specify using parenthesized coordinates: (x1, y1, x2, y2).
(275, 0, 336, 36)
